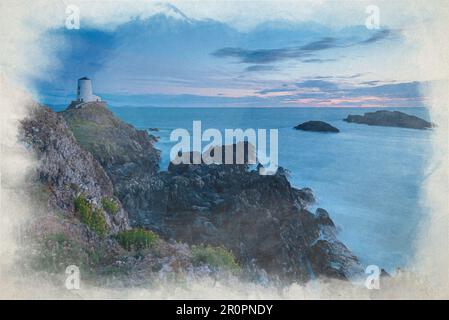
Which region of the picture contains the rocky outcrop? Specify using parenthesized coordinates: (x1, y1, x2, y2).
(62, 102, 160, 179)
(57, 101, 362, 282)
(20, 105, 129, 234)
(161, 159, 362, 281)
(294, 121, 340, 133)
(19, 105, 220, 284)
(62, 102, 162, 227)
(343, 110, 433, 130)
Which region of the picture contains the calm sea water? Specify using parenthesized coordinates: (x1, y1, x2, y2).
(83, 106, 431, 272)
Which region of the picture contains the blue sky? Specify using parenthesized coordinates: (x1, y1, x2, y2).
(36, 2, 424, 108)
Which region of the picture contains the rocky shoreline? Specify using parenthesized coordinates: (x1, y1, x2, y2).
(19, 102, 363, 285)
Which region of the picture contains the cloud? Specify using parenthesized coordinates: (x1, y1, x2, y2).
(212, 46, 309, 64)
(212, 29, 392, 65)
(344, 73, 363, 79)
(90, 80, 423, 108)
(349, 81, 420, 98)
(359, 29, 391, 44)
(245, 65, 277, 72)
(295, 79, 339, 90)
(360, 80, 381, 86)
(232, 80, 423, 108)
(257, 87, 296, 95)
(302, 58, 337, 63)
(299, 37, 337, 51)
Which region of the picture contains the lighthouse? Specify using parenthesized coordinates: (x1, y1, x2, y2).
(76, 77, 101, 103)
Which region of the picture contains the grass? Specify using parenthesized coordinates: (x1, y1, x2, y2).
(191, 245, 240, 273)
(74, 195, 109, 236)
(31, 233, 99, 274)
(101, 197, 119, 215)
(115, 229, 160, 251)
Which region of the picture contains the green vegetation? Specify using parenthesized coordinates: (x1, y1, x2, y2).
(101, 197, 119, 215)
(74, 195, 109, 236)
(191, 245, 240, 272)
(116, 229, 160, 251)
(62, 107, 128, 165)
(31, 233, 100, 274)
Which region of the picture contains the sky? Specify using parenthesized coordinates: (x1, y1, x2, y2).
(34, 0, 431, 108)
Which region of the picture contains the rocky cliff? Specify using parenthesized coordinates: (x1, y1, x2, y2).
(59, 102, 363, 282)
(62, 103, 163, 228)
(20, 105, 218, 283)
(163, 160, 362, 281)
(21, 105, 130, 234)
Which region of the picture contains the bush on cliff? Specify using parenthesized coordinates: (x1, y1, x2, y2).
(101, 197, 119, 215)
(74, 195, 109, 236)
(115, 229, 160, 251)
(191, 245, 240, 273)
(31, 233, 101, 274)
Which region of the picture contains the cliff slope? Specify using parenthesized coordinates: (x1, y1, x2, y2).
(21, 105, 130, 234)
(62, 103, 162, 227)
(20, 105, 215, 283)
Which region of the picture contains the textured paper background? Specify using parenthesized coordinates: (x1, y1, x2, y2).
(0, 0, 448, 299)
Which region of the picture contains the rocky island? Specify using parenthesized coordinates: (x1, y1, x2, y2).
(294, 121, 340, 133)
(19, 101, 363, 285)
(343, 110, 433, 130)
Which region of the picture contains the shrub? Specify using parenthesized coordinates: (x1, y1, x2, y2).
(32, 234, 86, 273)
(74, 195, 109, 236)
(191, 245, 240, 272)
(91, 208, 108, 236)
(116, 229, 160, 251)
(101, 197, 119, 215)
(30, 233, 107, 274)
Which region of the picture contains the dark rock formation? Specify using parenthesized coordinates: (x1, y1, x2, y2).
(57, 101, 362, 282)
(171, 141, 257, 167)
(343, 110, 433, 129)
(294, 121, 340, 133)
(162, 159, 362, 282)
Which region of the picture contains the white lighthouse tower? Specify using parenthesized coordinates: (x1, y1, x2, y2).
(76, 77, 101, 103)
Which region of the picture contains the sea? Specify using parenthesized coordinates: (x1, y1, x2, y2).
(56, 105, 432, 273)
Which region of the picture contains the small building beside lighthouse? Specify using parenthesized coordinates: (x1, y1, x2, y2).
(76, 77, 101, 103)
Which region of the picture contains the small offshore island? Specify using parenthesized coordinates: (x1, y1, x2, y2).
(343, 110, 433, 130)
(294, 121, 340, 133)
